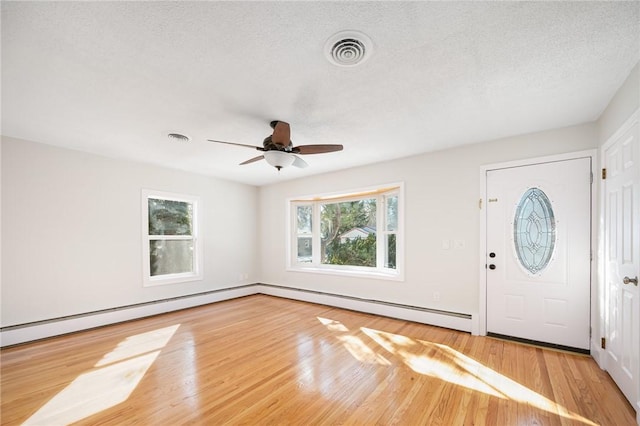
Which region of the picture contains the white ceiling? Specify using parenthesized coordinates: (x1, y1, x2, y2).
(2, 1, 639, 186)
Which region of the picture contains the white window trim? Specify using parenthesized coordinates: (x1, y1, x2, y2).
(287, 183, 404, 281)
(142, 189, 203, 287)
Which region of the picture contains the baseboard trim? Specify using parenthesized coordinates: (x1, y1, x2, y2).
(1, 283, 473, 347)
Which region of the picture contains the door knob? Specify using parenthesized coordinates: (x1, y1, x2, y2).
(489, 264, 496, 270)
(623, 276, 638, 286)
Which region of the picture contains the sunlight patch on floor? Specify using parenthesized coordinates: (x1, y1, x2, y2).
(361, 327, 503, 398)
(337, 335, 391, 365)
(95, 324, 180, 367)
(317, 317, 349, 332)
(360, 327, 598, 426)
(22, 324, 180, 425)
(317, 317, 390, 365)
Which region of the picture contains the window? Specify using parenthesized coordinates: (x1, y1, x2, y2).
(290, 184, 403, 279)
(142, 190, 202, 286)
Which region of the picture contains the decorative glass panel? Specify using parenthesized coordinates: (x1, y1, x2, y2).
(513, 188, 556, 274)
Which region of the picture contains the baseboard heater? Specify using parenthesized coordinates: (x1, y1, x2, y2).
(0, 284, 258, 347)
(257, 283, 472, 334)
(1, 283, 473, 347)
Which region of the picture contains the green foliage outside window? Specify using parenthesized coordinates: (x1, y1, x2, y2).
(321, 199, 377, 266)
(148, 198, 194, 276)
(293, 188, 399, 273)
(325, 234, 376, 266)
(149, 199, 192, 235)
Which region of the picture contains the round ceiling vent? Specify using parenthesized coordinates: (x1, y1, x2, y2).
(324, 30, 373, 67)
(167, 132, 191, 143)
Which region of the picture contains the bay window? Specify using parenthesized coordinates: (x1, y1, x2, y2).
(290, 184, 403, 279)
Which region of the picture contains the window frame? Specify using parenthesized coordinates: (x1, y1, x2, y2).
(142, 189, 203, 287)
(287, 183, 404, 281)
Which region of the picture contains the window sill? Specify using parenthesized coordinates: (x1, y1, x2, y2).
(143, 273, 203, 287)
(286, 265, 403, 282)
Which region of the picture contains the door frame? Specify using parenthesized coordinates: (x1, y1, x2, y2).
(476, 150, 598, 348)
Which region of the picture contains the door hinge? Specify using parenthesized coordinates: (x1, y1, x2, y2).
(589, 327, 592, 338)
(479, 198, 482, 210)
(590, 171, 593, 184)
(601, 337, 606, 349)
(602, 168, 607, 179)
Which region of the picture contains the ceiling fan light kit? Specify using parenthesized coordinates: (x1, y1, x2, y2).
(264, 151, 295, 171)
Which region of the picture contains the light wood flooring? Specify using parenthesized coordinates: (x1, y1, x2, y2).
(1, 295, 636, 425)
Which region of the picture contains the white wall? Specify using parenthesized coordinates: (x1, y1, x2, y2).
(1, 137, 258, 326)
(259, 123, 598, 318)
(599, 62, 640, 144)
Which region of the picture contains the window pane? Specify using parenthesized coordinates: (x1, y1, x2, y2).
(321, 199, 376, 267)
(150, 240, 193, 276)
(297, 237, 312, 263)
(149, 199, 192, 236)
(386, 195, 398, 231)
(385, 234, 397, 269)
(297, 205, 312, 233)
(513, 188, 555, 274)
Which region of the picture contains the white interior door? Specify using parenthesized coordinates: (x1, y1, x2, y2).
(603, 115, 639, 411)
(486, 157, 591, 350)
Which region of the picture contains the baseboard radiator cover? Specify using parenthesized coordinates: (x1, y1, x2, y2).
(0, 285, 258, 347)
(257, 284, 472, 333)
(1, 283, 473, 346)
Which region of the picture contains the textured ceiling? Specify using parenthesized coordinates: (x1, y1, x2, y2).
(2, 1, 639, 186)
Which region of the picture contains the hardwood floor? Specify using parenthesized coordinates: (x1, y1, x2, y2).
(1, 295, 636, 425)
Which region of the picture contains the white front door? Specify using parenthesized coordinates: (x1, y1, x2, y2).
(486, 157, 592, 350)
(603, 114, 639, 410)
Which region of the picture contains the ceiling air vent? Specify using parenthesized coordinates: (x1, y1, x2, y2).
(324, 31, 373, 67)
(167, 133, 191, 143)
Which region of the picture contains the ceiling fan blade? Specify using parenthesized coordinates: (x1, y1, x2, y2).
(239, 155, 265, 165)
(292, 155, 309, 169)
(208, 139, 264, 151)
(293, 144, 344, 155)
(271, 121, 291, 147)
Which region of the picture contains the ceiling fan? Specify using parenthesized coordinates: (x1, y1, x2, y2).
(208, 121, 343, 171)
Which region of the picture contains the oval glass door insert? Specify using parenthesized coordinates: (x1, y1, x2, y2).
(513, 188, 556, 274)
